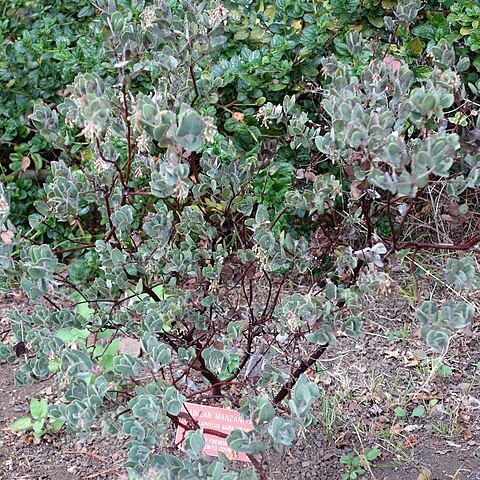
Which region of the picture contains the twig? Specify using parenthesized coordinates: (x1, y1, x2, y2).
(397, 232, 480, 252)
(121, 85, 133, 194)
(189, 64, 199, 106)
(64, 450, 107, 463)
(53, 243, 95, 255)
(269, 207, 287, 231)
(273, 343, 329, 405)
(43, 295, 61, 311)
(84, 466, 120, 479)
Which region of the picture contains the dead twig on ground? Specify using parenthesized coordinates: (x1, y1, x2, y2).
(84, 466, 120, 479)
(64, 450, 107, 463)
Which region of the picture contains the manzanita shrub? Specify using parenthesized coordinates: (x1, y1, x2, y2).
(0, 0, 479, 479)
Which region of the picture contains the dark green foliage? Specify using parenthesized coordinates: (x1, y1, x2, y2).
(0, 0, 104, 144)
(0, 0, 105, 230)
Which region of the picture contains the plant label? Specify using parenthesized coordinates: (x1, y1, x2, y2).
(175, 402, 254, 462)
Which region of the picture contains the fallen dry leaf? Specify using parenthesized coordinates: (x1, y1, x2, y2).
(417, 466, 432, 480)
(19, 432, 35, 445)
(44, 386, 53, 397)
(446, 441, 462, 448)
(374, 417, 389, 430)
(305, 366, 316, 381)
(413, 202, 432, 218)
(21, 156, 31, 172)
(368, 391, 383, 403)
(404, 424, 422, 433)
(390, 423, 404, 436)
(415, 391, 443, 401)
(403, 434, 420, 449)
(383, 347, 400, 359)
(232, 112, 245, 122)
(460, 425, 473, 441)
(348, 400, 358, 412)
(441, 201, 474, 227)
(383, 54, 403, 73)
(1, 230, 14, 245)
(404, 355, 419, 367)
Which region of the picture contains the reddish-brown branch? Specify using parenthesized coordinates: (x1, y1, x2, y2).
(273, 343, 328, 405)
(96, 137, 126, 190)
(103, 191, 120, 244)
(186, 380, 245, 399)
(53, 243, 95, 255)
(397, 232, 480, 252)
(392, 186, 426, 247)
(187, 153, 200, 183)
(189, 64, 200, 107)
(121, 85, 133, 198)
(43, 295, 62, 311)
(386, 193, 397, 248)
(64, 450, 107, 463)
(264, 275, 286, 322)
(360, 196, 373, 246)
(269, 207, 287, 231)
(172, 332, 216, 387)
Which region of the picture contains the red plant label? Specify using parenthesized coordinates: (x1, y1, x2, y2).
(175, 402, 254, 462)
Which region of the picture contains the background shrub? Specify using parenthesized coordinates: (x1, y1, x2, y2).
(0, 0, 105, 232)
